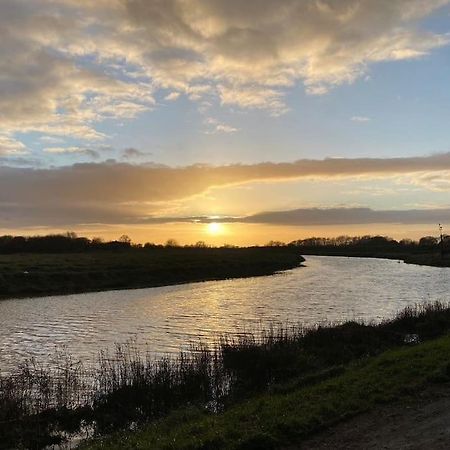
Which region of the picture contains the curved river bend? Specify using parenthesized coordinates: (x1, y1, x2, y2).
(1, 256, 450, 372)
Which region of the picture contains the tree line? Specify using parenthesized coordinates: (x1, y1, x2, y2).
(0, 232, 448, 254)
(0, 233, 239, 254)
(287, 234, 450, 249)
(281, 234, 450, 255)
(0, 233, 133, 253)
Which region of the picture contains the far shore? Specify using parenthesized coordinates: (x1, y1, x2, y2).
(0, 247, 304, 301)
(299, 250, 450, 267)
(0, 266, 302, 302)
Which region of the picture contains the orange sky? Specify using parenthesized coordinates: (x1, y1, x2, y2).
(3, 222, 441, 246)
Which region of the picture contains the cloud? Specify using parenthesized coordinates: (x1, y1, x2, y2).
(218, 84, 289, 115)
(0, 0, 154, 142)
(234, 207, 450, 226)
(3, 152, 450, 203)
(0, 0, 448, 143)
(139, 206, 450, 226)
(0, 135, 27, 155)
(204, 117, 238, 134)
(1, 152, 450, 227)
(407, 171, 450, 192)
(39, 136, 65, 144)
(0, 156, 43, 168)
(214, 124, 238, 133)
(43, 146, 100, 159)
(121, 147, 152, 160)
(164, 91, 181, 101)
(351, 116, 371, 122)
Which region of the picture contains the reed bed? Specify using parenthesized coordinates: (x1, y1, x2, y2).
(1, 301, 450, 449)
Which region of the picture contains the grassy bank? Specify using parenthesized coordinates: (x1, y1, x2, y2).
(299, 249, 450, 267)
(402, 252, 450, 267)
(0, 247, 303, 300)
(289, 235, 450, 267)
(2, 302, 450, 449)
(85, 332, 450, 450)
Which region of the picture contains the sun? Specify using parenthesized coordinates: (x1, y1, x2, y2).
(207, 222, 223, 235)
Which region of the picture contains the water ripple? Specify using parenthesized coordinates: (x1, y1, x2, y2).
(1, 256, 450, 372)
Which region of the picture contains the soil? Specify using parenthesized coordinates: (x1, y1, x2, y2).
(297, 386, 450, 449)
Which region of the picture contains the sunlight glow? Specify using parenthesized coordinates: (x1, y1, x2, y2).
(207, 222, 223, 235)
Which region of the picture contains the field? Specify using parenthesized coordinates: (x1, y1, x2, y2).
(0, 247, 303, 300)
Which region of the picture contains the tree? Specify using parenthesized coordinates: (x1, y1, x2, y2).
(165, 238, 179, 247)
(92, 237, 104, 245)
(419, 236, 438, 247)
(266, 240, 285, 247)
(119, 235, 132, 245)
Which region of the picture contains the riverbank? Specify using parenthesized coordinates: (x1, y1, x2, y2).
(3, 302, 450, 449)
(0, 247, 304, 300)
(82, 312, 450, 450)
(84, 333, 450, 450)
(299, 249, 450, 267)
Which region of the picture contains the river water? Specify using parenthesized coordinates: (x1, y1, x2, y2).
(1, 256, 449, 372)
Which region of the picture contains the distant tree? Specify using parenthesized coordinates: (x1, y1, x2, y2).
(165, 238, 179, 247)
(419, 236, 438, 247)
(119, 235, 132, 245)
(266, 240, 285, 247)
(194, 241, 208, 248)
(92, 237, 104, 245)
(335, 235, 352, 246)
(442, 235, 450, 252)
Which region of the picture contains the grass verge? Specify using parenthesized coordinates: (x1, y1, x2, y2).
(84, 334, 450, 450)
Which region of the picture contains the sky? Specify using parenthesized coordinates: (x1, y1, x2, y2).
(1, 0, 450, 245)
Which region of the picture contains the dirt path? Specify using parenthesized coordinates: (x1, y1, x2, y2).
(297, 387, 450, 449)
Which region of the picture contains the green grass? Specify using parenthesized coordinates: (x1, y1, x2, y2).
(0, 247, 303, 299)
(84, 334, 450, 450)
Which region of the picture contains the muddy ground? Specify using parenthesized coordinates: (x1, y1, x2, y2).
(297, 386, 450, 449)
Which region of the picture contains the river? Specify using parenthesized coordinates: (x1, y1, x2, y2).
(1, 256, 449, 372)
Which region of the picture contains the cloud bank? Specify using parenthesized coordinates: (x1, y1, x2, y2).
(1, 153, 450, 227)
(235, 207, 450, 226)
(132, 207, 450, 226)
